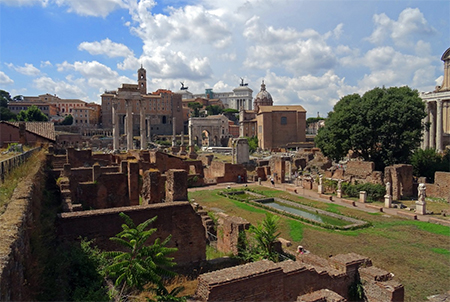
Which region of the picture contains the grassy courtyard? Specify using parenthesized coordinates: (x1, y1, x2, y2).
(188, 186, 450, 302)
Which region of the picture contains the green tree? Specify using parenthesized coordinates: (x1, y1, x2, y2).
(16, 105, 49, 122)
(411, 148, 450, 182)
(246, 136, 258, 153)
(205, 105, 223, 116)
(188, 102, 203, 117)
(0, 90, 12, 107)
(59, 114, 74, 125)
(249, 213, 281, 262)
(104, 213, 178, 301)
(315, 86, 426, 171)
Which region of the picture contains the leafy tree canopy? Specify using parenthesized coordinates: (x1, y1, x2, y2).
(205, 105, 223, 116)
(246, 136, 258, 153)
(16, 105, 49, 122)
(188, 102, 203, 117)
(59, 114, 73, 125)
(0, 107, 17, 121)
(223, 108, 239, 114)
(0, 90, 12, 108)
(306, 117, 325, 127)
(315, 86, 426, 171)
(411, 148, 450, 182)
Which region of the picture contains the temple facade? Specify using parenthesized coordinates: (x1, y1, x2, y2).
(420, 47, 450, 152)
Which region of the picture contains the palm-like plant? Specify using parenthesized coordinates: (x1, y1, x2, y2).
(249, 213, 281, 262)
(104, 213, 178, 301)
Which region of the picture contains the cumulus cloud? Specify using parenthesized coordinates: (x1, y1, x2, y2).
(57, 60, 134, 91)
(367, 7, 435, 47)
(78, 39, 134, 58)
(33, 76, 87, 99)
(54, 0, 127, 17)
(1, 0, 48, 6)
(6, 63, 40, 76)
(243, 16, 336, 75)
(0, 71, 14, 85)
(40, 60, 53, 68)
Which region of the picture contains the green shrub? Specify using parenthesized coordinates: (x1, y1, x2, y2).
(341, 182, 385, 201)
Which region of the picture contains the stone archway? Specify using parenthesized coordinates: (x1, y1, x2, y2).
(202, 130, 210, 147)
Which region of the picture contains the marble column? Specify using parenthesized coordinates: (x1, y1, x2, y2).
(422, 102, 430, 149)
(189, 121, 194, 146)
(126, 100, 133, 150)
(429, 102, 436, 149)
(436, 99, 443, 152)
(139, 100, 146, 150)
(112, 102, 119, 151)
(172, 117, 177, 147)
(147, 117, 151, 142)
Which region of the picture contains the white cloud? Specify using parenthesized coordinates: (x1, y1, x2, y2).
(40, 60, 53, 68)
(57, 60, 134, 91)
(33, 76, 87, 99)
(54, 0, 127, 17)
(367, 8, 435, 48)
(0, 71, 14, 85)
(0, 0, 48, 6)
(243, 16, 337, 75)
(78, 38, 134, 58)
(6, 63, 41, 76)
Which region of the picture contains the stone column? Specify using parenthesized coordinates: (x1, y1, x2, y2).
(422, 102, 430, 149)
(429, 102, 436, 149)
(384, 181, 392, 208)
(147, 117, 151, 142)
(112, 103, 120, 151)
(317, 175, 323, 194)
(139, 100, 146, 150)
(336, 179, 342, 198)
(359, 191, 367, 203)
(126, 100, 133, 150)
(172, 117, 177, 147)
(239, 107, 244, 137)
(436, 99, 443, 152)
(188, 120, 194, 146)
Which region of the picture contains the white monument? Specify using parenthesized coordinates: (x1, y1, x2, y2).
(416, 183, 427, 215)
(384, 182, 392, 208)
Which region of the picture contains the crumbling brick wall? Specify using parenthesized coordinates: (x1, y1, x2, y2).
(204, 161, 247, 183)
(384, 164, 413, 200)
(195, 253, 404, 302)
(57, 202, 206, 265)
(216, 214, 250, 255)
(141, 169, 166, 204)
(427, 172, 450, 201)
(346, 161, 375, 178)
(165, 169, 188, 202)
(0, 156, 46, 301)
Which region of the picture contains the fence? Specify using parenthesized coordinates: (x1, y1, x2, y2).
(0, 147, 41, 183)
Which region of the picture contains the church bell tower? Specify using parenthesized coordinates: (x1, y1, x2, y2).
(138, 65, 147, 94)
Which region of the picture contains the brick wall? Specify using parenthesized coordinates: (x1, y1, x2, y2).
(57, 202, 206, 265)
(195, 253, 404, 302)
(346, 161, 375, 178)
(427, 172, 450, 201)
(384, 164, 413, 200)
(204, 161, 247, 183)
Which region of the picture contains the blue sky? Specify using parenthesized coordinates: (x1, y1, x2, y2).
(0, 0, 449, 117)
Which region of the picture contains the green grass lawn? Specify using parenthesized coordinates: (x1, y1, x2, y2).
(189, 186, 450, 302)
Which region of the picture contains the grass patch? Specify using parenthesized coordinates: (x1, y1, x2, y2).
(0, 150, 45, 215)
(431, 248, 450, 255)
(287, 219, 304, 241)
(206, 245, 231, 260)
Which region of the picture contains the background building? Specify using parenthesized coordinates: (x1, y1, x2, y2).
(101, 67, 183, 137)
(420, 47, 450, 152)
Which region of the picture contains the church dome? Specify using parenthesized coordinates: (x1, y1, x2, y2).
(253, 81, 273, 111)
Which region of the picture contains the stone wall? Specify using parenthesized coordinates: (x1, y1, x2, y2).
(0, 156, 45, 301)
(427, 171, 450, 201)
(195, 253, 403, 302)
(216, 214, 250, 255)
(166, 169, 188, 202)
(204, 161, 247, 183)
(346, 161, 375, 178)
(384, 164, 413, 200)
(57, 202, 206, 265)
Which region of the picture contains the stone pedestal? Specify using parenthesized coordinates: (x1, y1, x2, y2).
(336, 189, 342, 198)
(318, 185, 323, 194)
(258, 177, 262, 185)
(415, 201, 426, 215)
(359, 191, 367, 203)
(384, 195, 392, 208)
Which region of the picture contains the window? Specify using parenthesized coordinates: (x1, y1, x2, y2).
(281, 116, 287, 125)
